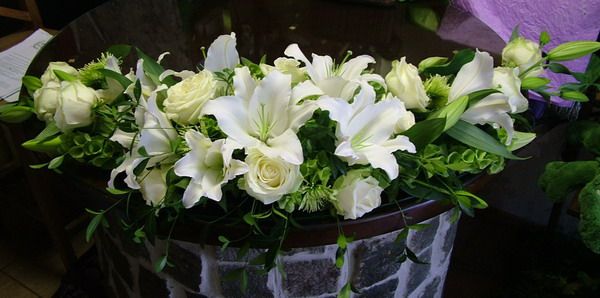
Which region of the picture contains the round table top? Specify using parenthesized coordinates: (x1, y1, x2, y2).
(24, 0, 504, 246)
(27, 0, 505, 77)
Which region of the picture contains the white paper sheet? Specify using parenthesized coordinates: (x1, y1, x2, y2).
(0, 29, 53, 102)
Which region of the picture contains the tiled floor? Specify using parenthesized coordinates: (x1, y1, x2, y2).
(0, 230, 92, 298)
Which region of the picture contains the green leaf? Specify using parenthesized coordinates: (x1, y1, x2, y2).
(509, 25, 520, 42)
(0, 104, 33, 123)
(560, 90, 589, 102)
(401, 118, 446, 151)
(22, 134, 62, 153)
(53, 69, 77, 82)
(428, 95, 469, 131)
(107, 44, 132, 60)
(135, 48, 177, 86)
(539, 31, 550, 46)
(547, 63, 571, 74)
(408, 223, 429, 231)
(48, 155, 64, 169)
(396, 228, 409, 242)
(218, 235, 230, 251)
(22, 75, 42, 96)
(97, 69, 133, 89)
(421, 49, 475, 76)
(521, 77, 551, 90)
(29, 162, 48, 169)
(336, 234, 348, 249)
(455, 190, 488, 209)
(242, 213, 256, 226)
(154, 255, 168, 273)
(405, 247, 428, 264)
(467, 89, 500, 105)
(408, 6, 439, 32)
(86, 213, 104, 242)
(106, 187, 130, 195)
(547, 41, 600, 62)
(446, 120, 527, 160)
(338, 282, 352, 298)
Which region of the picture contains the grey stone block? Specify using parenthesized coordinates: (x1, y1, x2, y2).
(163, 242, 203, 290)
(354, 236, 404, 288)
(359, 278, 398, 297)
(283, 259, 339, 296)
(219, 264, 273, 298)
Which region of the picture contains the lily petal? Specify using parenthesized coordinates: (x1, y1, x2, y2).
(258, 129, 304, 165)
(248, 70, 292, 138)
(339, 55, 375, 80)
(204, 33, 240, 72)
(203, 96, 256, 147)
(233, 66, 256, 100)
(449, 50, 494, 102)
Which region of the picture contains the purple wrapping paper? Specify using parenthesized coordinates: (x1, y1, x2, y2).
(450, 0, 600, 107)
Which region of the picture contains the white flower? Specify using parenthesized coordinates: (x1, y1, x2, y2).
(493, 67, 528, 113)
(163, 70, 217, 125)
(139, 167, 170, 207)
(260, 57, 307, 84)
(124, 59, 158, 100)
(204, 33, 239, 72)
(395, 109, 416, 134)
(502, 37, 543, 78)
(241, 148, 303, 204)
(108, 92, 178, 206)
(284, 43, 383, 101)
(33, 80, 61, 122)
(318, 82, 416, 180)
(54, 80, 99, 132)
(40, 62, 78, 85)
(334, 170, 382, 220)
(203, 68, 317, 165)
(96, 54, 126, 104)
(174, 130, 248, 207)
(448, 50, 494, 102)
(449, 51, 519, 144)
(385, 57, 431, 111)
(461, 94, 514, 144)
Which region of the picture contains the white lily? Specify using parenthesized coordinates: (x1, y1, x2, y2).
(449, 50, 519, 144)
(284, 44, 384, 101)
(318, 82, 416, 180)
(203, 68, 317, 165)
(448, 50, 494, 102)
(204, 33, 239, 72)
(174, 130, 248, 207)
(108, 91, 178, 205)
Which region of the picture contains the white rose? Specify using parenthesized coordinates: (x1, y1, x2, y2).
(54, 81, 99, 132)
(261, 58, 306, 84)
(41, 62, 78, 85)
(163, 70, 217, 125)
(334, 170, 382, 220)
(385, 57, 431, 111)
(493, 67, 528, 113)
(33, 80, 61, 122)
(241, 148, 303, 204)
(502, 37, 543, 78)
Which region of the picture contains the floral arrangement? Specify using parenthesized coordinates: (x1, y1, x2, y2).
(1, 29, 598, 292)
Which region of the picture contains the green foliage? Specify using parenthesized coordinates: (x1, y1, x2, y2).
(423, 74, 450, 107)
(401, 118, 446, 151)
(579, 174, 600, 254)
(421, 49, 475, 77)
(539, 161, 600, 202)
(446, 120, 527, 160)
(547, 41, 600, 62)
(0, 103, 33, 123)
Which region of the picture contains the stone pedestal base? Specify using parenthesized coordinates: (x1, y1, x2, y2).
(96, 210, 458, 297)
